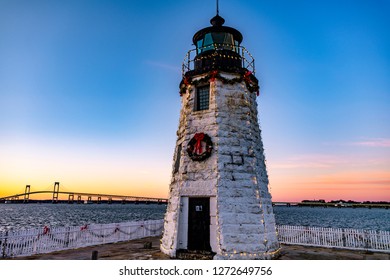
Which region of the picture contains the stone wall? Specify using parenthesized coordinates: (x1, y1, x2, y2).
(161, 74, 219, 256)
(213, 73, 279, 259)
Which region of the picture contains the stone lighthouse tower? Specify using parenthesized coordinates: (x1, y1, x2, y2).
(160, 11, 280, 260)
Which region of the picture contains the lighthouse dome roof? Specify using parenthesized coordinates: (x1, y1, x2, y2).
(192, 14, 243, 46)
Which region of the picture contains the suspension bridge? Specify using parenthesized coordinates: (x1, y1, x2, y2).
(0, 182, 168, 204)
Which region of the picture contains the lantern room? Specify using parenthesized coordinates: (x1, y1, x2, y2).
(192, 14, 242, 74)
(182, 13, 255, 76)
(193, 14, 242, 54)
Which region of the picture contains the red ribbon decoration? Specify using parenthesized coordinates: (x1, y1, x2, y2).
(43, 226, 50, 235)
(194, 133, 205, 154)
(244, 71, 252, 83)
(209, 70, 218, 82)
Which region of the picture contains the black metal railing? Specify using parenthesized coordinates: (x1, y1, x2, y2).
(182, 44, 255, 76)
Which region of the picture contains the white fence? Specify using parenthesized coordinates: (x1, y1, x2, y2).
(0, 219, 164, 258)
(277, 225, 390, 252)
(1, 222, 389, 258)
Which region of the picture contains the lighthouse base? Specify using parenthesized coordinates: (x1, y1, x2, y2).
(159, 248, 281, 260)
(176, 249, 215, 260)
(213, 248, 281, 260)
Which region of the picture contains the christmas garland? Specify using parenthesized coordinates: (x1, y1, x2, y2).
(179, 70, 259, 96)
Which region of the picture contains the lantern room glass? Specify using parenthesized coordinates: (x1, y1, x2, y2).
(196, 32, 239, 55)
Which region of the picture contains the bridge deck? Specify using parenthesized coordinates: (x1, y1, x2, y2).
(0, 190, 167, 203)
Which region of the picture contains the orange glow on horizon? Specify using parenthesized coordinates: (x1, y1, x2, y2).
(269, 169, 390, 202)
(1, 140, 389, 203)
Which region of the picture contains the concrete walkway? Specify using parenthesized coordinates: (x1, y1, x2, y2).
(8, 236, 390, 260)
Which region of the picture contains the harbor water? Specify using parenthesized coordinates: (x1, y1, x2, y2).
(0, 203, 389, 232)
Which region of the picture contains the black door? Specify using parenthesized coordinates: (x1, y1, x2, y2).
(188, 197, 211, 251)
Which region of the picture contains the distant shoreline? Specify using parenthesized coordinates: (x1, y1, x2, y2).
(273, 201, 390, 209)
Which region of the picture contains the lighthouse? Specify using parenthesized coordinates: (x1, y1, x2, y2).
(160, 10, 280, 260)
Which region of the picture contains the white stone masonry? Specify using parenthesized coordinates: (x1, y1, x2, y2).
(161, 72, 280, 259)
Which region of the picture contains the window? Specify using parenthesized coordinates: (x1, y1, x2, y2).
(195, 85, 210, 111)
(196, 32, 239, 54)
(202, 33, 213, 52)
(196, 39, 203, 54)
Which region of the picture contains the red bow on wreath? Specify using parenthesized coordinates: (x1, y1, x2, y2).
(194, 133, 205, 154)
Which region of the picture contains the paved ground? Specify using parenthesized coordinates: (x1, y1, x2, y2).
(277, 244, 390, 260)
(8, 236, 390, 260)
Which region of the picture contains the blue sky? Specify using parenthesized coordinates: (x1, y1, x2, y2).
(1, 0, 389, 201)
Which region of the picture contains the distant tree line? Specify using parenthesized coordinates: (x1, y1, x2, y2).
(301, 199, 390, 204)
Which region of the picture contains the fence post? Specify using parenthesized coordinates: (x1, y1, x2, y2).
(65, 227, 70, 248)
(1, 231, 6, 258)
(1, 230, 9, 259)
(91, 250, 98, 260)
(342, 228, 346, 247)
(364, 230, 369, 250)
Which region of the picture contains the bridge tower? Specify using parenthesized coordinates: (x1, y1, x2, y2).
(23, 185, 30, 203)
(52, 182, 60, 203)
(161, 9, 280, 259)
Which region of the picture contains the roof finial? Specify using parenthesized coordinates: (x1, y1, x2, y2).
(211, 0, 225, 26)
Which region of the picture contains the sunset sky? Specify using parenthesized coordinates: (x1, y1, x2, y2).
(1, 0, 389, 202)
